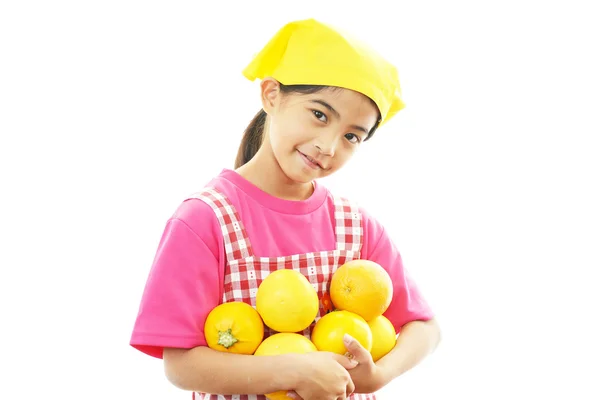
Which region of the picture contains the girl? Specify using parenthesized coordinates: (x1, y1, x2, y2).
(130, 18, 441, 400)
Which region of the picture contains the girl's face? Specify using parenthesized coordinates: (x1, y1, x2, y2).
(261, 79, 380, 184)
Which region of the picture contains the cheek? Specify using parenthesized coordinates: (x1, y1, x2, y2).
(266, 121, 285, 149)
(270, 124, 302, 151)
(336, 146, 358, 164)
(267, 127, 298, 168)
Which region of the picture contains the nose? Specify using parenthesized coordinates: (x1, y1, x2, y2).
(314, 136, 337, 157)
(315, 144, 333, 156)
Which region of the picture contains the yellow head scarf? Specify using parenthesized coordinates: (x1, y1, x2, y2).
(242, 18, 405, 126)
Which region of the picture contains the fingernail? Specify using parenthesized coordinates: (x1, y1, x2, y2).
(343, 334, 353, 344)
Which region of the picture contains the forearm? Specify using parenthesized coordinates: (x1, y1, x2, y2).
(376, 318, 441, 385)
(163, 346, 299, 395)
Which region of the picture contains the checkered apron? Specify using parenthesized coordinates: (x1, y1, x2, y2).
(190, 187, 377, 400)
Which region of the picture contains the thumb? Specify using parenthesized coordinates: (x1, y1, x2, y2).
(286, 391, 302, 399)
(343, 334, 371, 364)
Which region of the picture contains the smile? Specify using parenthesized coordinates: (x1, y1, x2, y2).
(297, 150, 323, 170)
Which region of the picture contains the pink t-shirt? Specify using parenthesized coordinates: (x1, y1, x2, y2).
(130, 169, 434, 359)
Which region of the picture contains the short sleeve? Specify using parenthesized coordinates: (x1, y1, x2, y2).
(129, 217, 221, 359)
(362, 210, 434, 333)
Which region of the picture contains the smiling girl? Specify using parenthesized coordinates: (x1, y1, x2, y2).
(130, 18, 441, 400)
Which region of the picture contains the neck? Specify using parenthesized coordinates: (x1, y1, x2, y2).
(236, 147, 314, 201)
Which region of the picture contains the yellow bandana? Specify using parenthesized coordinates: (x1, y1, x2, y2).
(242, 18, 405, 125)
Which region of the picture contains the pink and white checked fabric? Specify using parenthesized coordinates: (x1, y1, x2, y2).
(191, 188, 376, 400)
(191, 188, 254, 262)
(335, 197, 363, 253)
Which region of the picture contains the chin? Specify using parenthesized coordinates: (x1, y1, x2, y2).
(286, 170, 314, 184)
(281, 164, 316, 184)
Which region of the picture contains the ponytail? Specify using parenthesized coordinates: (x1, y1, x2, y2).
(235, 109, 267, 168)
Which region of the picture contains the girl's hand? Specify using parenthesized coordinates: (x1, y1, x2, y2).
(343, 334, 385, 394)
(286, 351, 358, 400)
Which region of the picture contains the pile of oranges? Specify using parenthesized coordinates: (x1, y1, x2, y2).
(203, 260, 397, 399)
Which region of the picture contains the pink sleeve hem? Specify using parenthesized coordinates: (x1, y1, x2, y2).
(130, 334, 207, 359)
(389, 310, 436, 334)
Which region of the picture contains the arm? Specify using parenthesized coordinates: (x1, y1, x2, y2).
(164, 346, 360, 397)
(354, 209, 441, 390)
(376, 317, 441, 386)
(163, 347, 300, 395)
(344, 318, 441, 393)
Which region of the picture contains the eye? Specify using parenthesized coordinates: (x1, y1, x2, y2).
(312, 110, 327, 122)
(345, 133, 361, 144)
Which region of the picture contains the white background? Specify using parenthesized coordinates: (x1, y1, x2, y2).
(1, 1, 599, 399)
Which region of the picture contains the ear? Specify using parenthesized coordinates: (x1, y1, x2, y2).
(260, 77, 281, 115)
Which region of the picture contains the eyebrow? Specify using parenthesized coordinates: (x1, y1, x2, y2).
(309, 99, 369, 135)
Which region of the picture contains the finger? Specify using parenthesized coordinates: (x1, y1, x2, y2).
(334, 353, 359, 369)
(286, 391, 302, 399)
(343, 334, 372, 364)
(346, 377, 356, 396)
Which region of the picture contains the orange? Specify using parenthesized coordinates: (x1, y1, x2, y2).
(311, 310, 372, 355)
(367, 315, 397, 362)
(256, 269, 319, 333)
(204, 301, 264, 354)
(330, 259, 393, 321)
(254, 333, 317, 400)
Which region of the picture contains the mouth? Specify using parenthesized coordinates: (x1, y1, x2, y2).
(297, 150, 324, 170)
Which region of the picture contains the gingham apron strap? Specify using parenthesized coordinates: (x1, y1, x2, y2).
(333, 196, 363, 252)
(187, 187, 254, 264)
